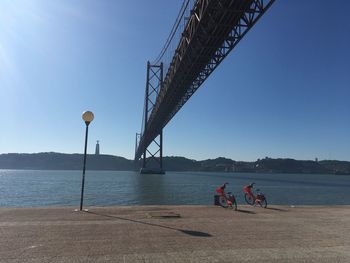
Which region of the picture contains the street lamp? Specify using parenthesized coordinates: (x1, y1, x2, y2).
(80, 111, 94, 211)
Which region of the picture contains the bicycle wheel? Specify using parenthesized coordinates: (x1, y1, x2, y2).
(244, 193, 255, 205)
(219, 196, 228, 208)
(260, 199, 267, 208)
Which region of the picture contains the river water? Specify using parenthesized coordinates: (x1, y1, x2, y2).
(0, 170, 349, 207)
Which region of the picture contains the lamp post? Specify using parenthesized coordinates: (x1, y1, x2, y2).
(80, 111, 94, 211)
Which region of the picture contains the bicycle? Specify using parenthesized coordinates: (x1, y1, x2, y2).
(243, 183, 267, 208)
(216, 185, 237, 211)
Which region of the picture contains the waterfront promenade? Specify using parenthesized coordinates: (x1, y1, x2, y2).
(0, 205, 349, 262)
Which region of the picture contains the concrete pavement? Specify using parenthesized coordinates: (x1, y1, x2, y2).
(0, 205, 349, 262)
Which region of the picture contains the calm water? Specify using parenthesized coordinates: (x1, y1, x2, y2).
(0, 170, 350, 207)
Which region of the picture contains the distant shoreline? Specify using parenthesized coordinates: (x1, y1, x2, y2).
(0, 168, 348, 176)
(0, 152, 349, 175)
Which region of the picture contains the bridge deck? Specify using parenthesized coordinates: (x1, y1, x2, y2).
(135, 0, 275, 159)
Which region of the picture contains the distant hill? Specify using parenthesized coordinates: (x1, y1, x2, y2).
(254, 158, 328, 174)
(0, 152, 349, 174)
(0, 152, 134, 171)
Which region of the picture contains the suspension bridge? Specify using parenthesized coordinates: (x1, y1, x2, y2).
(135, 0, 275, 174)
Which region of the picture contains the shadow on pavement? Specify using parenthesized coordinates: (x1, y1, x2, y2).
(86, 211, 212, 238)
(237, 209, 256, 214)
(266, 207, 288, 212)
(180, 229, 211, 237)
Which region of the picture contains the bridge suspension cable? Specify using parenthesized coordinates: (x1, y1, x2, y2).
(138, 0, 193, 141)
(152, 0, 191, 65)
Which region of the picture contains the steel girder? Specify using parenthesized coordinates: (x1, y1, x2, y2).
(135, 0, 275, 160)
(135, 62, 163, 169)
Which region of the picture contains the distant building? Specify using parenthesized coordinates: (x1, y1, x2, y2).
(95, 140, 100, 155)
(315, 157, 318, 163)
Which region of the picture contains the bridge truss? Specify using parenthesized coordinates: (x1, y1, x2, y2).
(135, 0, 275, 172)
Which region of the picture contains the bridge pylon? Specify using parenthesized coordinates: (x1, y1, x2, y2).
(136, 62, 165, 174)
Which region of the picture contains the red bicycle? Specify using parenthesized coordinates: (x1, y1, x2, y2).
(216, 184, 237, 211)
(243, 183, 267, 208)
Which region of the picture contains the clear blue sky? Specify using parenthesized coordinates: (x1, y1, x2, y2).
(0, 0, 349, 161)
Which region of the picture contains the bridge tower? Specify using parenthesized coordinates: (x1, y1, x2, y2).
(136, 62, 165, 174)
